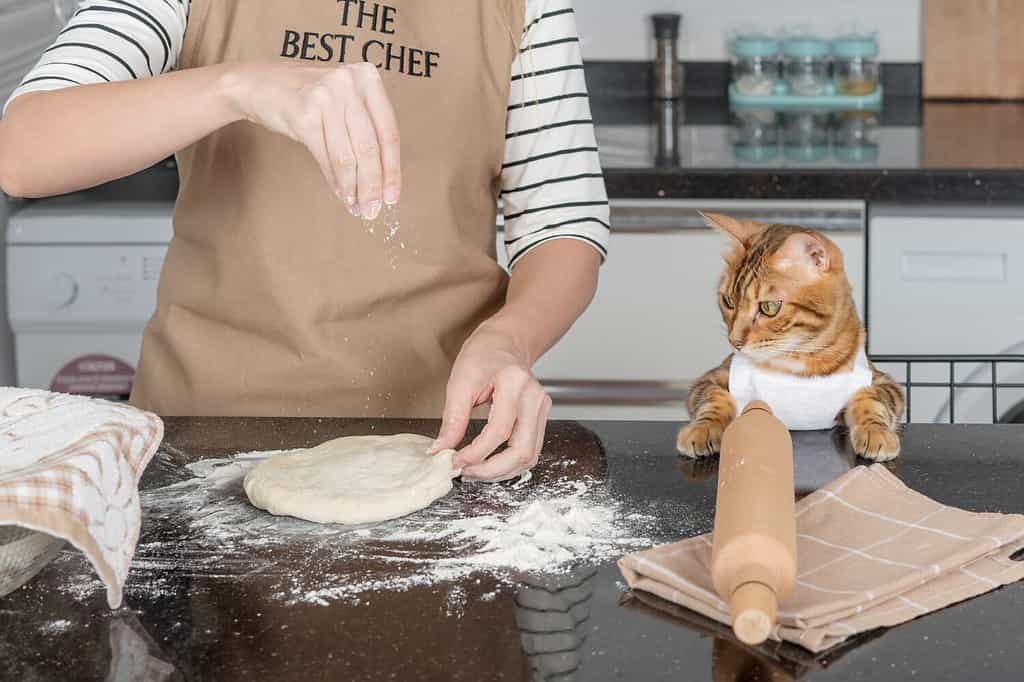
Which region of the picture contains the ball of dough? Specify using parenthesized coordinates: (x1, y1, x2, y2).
(243, 433, 458, 524)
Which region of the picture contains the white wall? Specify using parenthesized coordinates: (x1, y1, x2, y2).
(576, 0, 922, 62)
(0, 1, 65, 106)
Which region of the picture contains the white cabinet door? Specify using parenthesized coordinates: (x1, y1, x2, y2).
(869, 208, 1024, 355)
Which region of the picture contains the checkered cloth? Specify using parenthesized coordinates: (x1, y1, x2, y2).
(0, 388, 163, 608)
(619, 464, 1024, 652)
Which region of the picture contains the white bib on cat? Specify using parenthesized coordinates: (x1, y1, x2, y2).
(728, 348, 873, 430)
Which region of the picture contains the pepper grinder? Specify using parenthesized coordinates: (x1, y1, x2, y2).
(652, 13, 683, 166)
(652, 13, 683, 100)
(654, 98, 681, 168)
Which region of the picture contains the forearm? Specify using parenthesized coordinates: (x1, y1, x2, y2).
(482, 239, 601, 366)
(0, 65, 242, 198)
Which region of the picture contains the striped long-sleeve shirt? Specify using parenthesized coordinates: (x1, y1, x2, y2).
(5, 0, 609, 267)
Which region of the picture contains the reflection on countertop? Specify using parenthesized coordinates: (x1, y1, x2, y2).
(596, 106, 914, 170)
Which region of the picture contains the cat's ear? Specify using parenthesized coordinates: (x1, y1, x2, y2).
(699, 211, 764, 247)
(773, 232, 830, 280)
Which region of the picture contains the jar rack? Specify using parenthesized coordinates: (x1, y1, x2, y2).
(728, 84, 883, 110)
(728, 32, 882, 110)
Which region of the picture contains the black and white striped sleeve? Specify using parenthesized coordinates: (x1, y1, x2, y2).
(501, 0, 609, 268)
(3, 0, 189, 114)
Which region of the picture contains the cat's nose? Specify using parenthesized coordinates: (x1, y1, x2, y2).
(728, 333, 746, 350)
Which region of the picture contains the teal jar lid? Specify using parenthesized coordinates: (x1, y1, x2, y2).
(832, 34, 879, 59)
(782, 35, 829, 59)
(734, 143, 780, 162)
(834, 144, 879, 163)
(783, 143, 828, 162)
(733, 35, 779, 58)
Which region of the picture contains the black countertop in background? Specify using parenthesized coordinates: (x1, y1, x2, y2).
(1, 418, 1023, 681)
(592, 96, 1024, 203)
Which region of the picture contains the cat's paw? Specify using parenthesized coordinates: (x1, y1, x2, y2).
(850, 425, 901, 461)
(677, 420, 725, 458)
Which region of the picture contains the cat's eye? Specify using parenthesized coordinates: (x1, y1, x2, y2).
(721, 294, 734, 310)
(759, 300, 783, 317)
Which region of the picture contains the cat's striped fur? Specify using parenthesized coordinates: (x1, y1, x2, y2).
(677, 212, 904, 460)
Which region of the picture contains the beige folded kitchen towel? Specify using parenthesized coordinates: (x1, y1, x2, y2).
(619, 464, 1024, 652)
(0, 388, 163, 608)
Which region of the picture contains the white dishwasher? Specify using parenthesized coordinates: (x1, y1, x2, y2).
(868, 204, 1024, 423)
(7, 198, 172, 398)
(519, 199, 867, 421)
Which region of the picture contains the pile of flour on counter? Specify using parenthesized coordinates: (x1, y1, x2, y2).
(124, 448, 667, 606)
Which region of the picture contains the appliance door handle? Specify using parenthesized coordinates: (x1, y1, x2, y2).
(540, 379, 690, 406)
(606, 198, 865, 234)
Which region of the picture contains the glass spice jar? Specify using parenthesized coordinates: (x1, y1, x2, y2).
(782, 35, 830, 97)
(832, 34, 880, 96)
(732, 35, 779, 97)
(733, 109, 780, 162)
(782, 110, 829, 162)
(833, 110, 880, 163)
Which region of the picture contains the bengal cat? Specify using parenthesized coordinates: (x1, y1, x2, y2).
(676, 212, 905, 461)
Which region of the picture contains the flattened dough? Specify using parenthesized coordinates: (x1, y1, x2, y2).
(243, 433, 458, 524)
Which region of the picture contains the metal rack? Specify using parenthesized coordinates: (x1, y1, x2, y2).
(869, 354, 1024, 424)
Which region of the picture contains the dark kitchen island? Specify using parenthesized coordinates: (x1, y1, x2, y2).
(1, 418, 1022, 681)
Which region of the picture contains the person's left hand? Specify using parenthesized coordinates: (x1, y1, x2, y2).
(430, 322, 551, 481)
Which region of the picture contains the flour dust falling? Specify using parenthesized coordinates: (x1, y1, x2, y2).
(363, 203, 405, 270)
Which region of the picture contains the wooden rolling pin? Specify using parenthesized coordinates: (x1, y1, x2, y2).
(711, 401, 797, 645)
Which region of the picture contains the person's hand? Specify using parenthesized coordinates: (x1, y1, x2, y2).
(224, 60, 400, 219)
(430, 322, 552, 482)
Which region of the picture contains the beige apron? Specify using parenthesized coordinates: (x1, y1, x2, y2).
(131, 0, 524, 417)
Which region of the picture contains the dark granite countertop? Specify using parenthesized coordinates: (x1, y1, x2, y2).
(1, 418, 1023, 681)
(594, 97, 1024, 203)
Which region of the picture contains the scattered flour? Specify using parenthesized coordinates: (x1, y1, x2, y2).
(511, 470, 532, 489)
(378, 479, 633, 571)
(38, 618, 72, 634)
(51, 447, 666, 609)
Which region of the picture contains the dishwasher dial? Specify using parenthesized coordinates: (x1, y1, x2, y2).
(46, 273, 79, 309)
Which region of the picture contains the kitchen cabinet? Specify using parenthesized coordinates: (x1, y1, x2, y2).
(869, 205, 1024, 423)
(502, 199, 866, 421)
(923, 0, 1024, 99)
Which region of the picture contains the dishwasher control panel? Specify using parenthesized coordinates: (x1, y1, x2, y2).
(9, 245, 167, 330)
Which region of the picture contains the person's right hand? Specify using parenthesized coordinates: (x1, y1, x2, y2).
(225, 61, 400, 220)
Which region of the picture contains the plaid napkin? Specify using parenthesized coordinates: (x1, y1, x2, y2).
(0, 388, 163, 608)
(619, 464, 1024, 652)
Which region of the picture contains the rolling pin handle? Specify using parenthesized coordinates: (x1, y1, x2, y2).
(729, 581, 777, 645)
